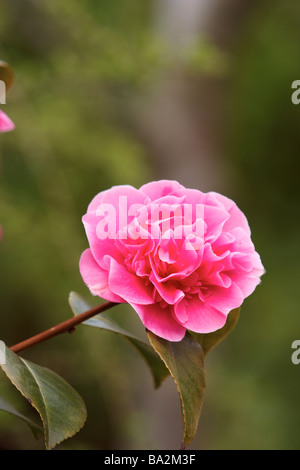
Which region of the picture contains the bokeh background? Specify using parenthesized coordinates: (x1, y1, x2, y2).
(0, 0, 299, 450)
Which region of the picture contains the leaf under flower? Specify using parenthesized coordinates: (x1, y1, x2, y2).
(68, 291, 169, 388)
(147, 330, 206, 448)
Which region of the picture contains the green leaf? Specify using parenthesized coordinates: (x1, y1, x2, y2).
(147, 331, 206, 448)
(69, 292, 169, 388)
(192, 307, 241, 356)
(0, 61, 14, 91)
(0, 343, 87, 450)
(0, 394, 43, 439)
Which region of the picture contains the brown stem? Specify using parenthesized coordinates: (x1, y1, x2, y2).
(10, 301, 118, 354)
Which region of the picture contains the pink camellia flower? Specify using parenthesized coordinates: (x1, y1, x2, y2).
(0, 109, 14, 132)
(79, 180, 264, 341)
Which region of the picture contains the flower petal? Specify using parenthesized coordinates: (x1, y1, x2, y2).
(82, 212, 123, 269)
(205, 282, 244, 314)
(140, 180, 185, 201)
(174, 297, 227, 333)
(0, 110, 14, 132)
(208, 192, 251, 236)
(87, 184, 147, 215)
(79, 249, 124, 302)
(149, 273, 184, 305)
(131, 303, 186, 341)
(109, 258, 154, 304)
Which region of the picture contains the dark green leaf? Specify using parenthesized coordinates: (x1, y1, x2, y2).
(193, 307, 241, 356)
(147, 331, 206, 448)
(69, 292, 169, 388)
(0, 343, 87, 449)
(0, 394, 43, 439)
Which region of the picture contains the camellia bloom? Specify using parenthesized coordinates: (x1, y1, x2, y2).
(0, 109, 14, 132)
(80, 180, 264, 341)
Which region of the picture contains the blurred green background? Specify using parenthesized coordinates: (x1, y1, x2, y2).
(0, 0, 299, 450)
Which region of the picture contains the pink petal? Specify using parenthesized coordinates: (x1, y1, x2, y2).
(101, 184, 148, 216)
(174, 297, 227, 333)
(205, 264, 232, 288)
(109, 258, 154, 304)
(196, 243, 227, 280)
(82, 212, 123, 270)
(158, 232, 178, 263)
(140, 180, 185, 201)
(176, 188, 206, 206)
(204, 205, 230, 242)
(229, 272, 262, 298)
(0, 110, 14, 132)
(149, 272, 184, 305)
(227, 252, 265, 298)
(205, 282, 244, 314)
(229, 227, 255, 254)
(87, 184, 147, 214)
(208, 192, 251, 236)
(79, 249, 124, 302)
(82, 185, 151, 268)
(131, 302, 186, 341)
(250, 250, 265, 272)
(211, 232, 236, 253)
